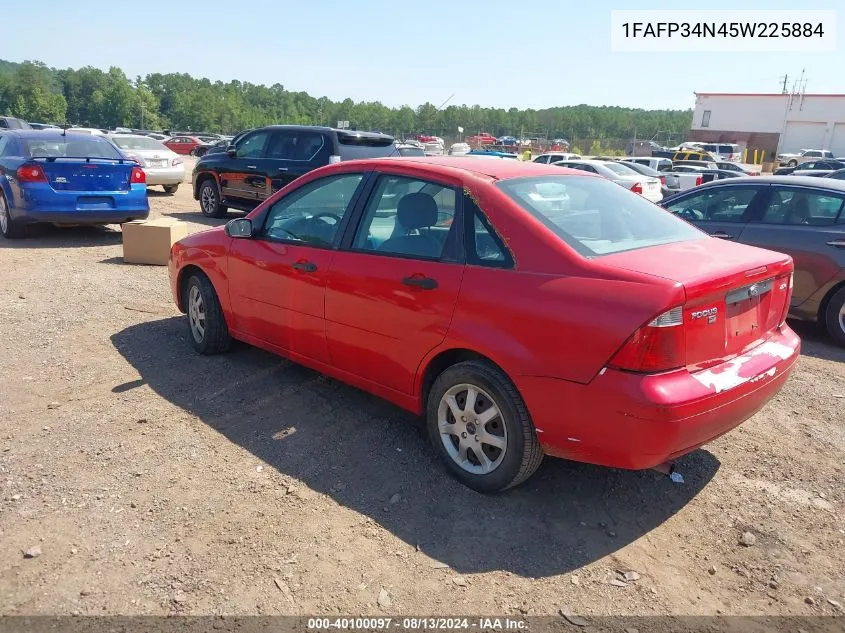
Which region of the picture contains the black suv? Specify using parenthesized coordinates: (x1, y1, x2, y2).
(192, 125, 399, 217)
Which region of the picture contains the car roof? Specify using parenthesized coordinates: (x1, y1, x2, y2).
(254, 124, 392, 139)
(689, 175, 845, 192)
(0, 129, 110, 140)
(345, 156, 572, 180)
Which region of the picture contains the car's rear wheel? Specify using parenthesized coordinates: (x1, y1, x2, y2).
(198, 180, 227, 218)
(823, 286, 845, 347)
(0, 192, 25, 239)
(426, 360, 543, 493)
(163, 184, 179, 195)
(788, 160, 798, 167)
(183, 273, 231, 355)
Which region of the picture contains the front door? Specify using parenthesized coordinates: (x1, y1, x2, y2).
(227, 171, 367, 363)
(325, 173, 465, 394)
(663, 185, 765, 242)
(741, 186, 845, 307)
(219, 130, 271, 207)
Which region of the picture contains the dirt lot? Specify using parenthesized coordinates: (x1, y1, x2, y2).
(1, 163, 844, 618)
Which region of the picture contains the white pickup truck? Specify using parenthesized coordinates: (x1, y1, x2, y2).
(776, 148, 834, 167)
(663, 170, 707, 193)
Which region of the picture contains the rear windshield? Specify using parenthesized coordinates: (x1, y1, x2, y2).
(497, 175, 704, 257)
(338, 133, 400, 160)
(24, 135, 123, 159)
(397, 146, 426, 156)
(602, 162, 638, 176)
(111, 136, 167, 151)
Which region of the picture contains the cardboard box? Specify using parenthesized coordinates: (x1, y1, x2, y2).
(122, 218, 189, 266)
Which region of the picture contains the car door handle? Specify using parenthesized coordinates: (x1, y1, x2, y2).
(711, 231, 734, 239)
(826, 239, 845, 248)
(292, 260, 317, 273)
(246, 165, 257, 169)
(277, 167, 288, 172)
(402, 275, 438, 290)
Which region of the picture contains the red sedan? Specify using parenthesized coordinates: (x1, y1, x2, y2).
(163, 135, 206, 155)
(169, 157, 800, 492)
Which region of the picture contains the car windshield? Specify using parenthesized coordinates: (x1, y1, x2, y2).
(24, 135, 123, 159)
(497, 175, 705, 257)
(111, 136, 167, 151)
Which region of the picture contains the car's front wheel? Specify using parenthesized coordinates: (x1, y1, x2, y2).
(0, 191, 25, 239)
(823, 286, 845, 347)
(198, 180, 227, 218)
(426, 360, 543, 493)
(788, 160, 798, 167)
(183, 273, 231, 355)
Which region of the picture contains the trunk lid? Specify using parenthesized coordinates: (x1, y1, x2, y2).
(38, 158, 134, 192)
(603, 238, 793, 371)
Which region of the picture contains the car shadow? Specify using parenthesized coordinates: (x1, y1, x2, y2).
(111, 317, 720, 578)
(788, 319, 845, 363)
(0, 224, 123, 248)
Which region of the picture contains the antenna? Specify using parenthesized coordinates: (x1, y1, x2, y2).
(779, 74, 789, 94)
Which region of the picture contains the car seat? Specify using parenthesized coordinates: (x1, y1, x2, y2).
(378, 192, 441, 258)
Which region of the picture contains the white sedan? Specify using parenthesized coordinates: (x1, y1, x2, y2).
(109, 134, 185, 194)
(552, 159, 663, 203)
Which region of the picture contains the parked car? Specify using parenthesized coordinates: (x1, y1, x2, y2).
(0, 116, 32, 130)
(0, 130, 148, 238)
(790, 159, 845, 177)
(465, 132, 497, 146)
(109, 134, 185, 194)
(144, 132, 170, 141)
(621, 156, 673, 172)
(448, 142, 471, 156)
(716, 162, 760, 176)
(28, 122, 60, 130)
(823, 169, 845, 181)
(468, 150, 518, 159)
(192, 125, 399, 217)
(164, 135, 209, 156)
(663, 169, 705, 193)
(395, 143, 426, 157)
(626, 140, 664, 157)
(170, 156, 800, 491)
(533, 152, 581, 164)
(661, 176, 845, 345)
(66, 127, 106, 136)
(777, 149, 834, 167)
(615, 160, 671, 198)
(699, 143, 744, 162)
(552, 159, 662, 202)
(674, 160, 719, 169)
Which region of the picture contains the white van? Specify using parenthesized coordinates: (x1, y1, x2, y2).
(700, 143, 743, 162)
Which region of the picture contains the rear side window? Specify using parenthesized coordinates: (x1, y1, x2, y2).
(664, 187, 760, 223)
(266, 131, 330, 162)
(463, 194, 513, 268)
(758, 189, 844, 226)
(337, 133, 399, 160)
(533, 156, 549, 164)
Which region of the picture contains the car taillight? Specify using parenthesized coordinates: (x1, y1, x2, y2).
(608, 307, 686, 373)
(17, 164, 48, 183)
(779, 273, 794, 326)
(659, 176, 666, 186)
(172, 157, 183, 166)
(328, 155, 342, 164)
(630, 182, 643, 194)
(695, 176, 703, 186)
(131, 167, 146, 184)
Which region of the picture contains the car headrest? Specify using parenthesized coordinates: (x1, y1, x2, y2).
(397, 192, 438, 230)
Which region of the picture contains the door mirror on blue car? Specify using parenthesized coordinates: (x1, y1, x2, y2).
(226, 145, 237, 158)
(225, 218, 253, 239)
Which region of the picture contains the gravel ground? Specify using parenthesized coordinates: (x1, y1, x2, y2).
(1, 163, 844, 617)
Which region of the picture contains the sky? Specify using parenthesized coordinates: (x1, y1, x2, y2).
(0, 0, 842, 111)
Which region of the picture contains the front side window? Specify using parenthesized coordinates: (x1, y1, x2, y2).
(352, 175, 457, 260)
(498, 175, 705, 257)
(758, 189, 844, 226)
(665, 187, 760, 223)
(235, 131, 270, 158)
(0, 135, 9, 157)
(260, 173, 364, 246)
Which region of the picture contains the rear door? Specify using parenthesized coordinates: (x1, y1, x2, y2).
(219, 130, 271, 207)
(258, 130, 331, 201)
(325, 171, 464, 394)
(663, 184, 767, 241)
(740, 186, 845, 306)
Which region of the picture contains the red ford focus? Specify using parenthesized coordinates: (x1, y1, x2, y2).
(169, 157, 800, 492)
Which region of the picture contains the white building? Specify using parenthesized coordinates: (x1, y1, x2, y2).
(689, 92, 845, 160)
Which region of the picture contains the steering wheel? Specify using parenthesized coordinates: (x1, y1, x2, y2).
(312, 212, 341, 224)
(679, 208, 703, 221)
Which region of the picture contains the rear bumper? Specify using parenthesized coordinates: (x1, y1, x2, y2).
(518, 325, 801, 469)
(14, 183, 149, 224)
(144, 166, 185, 186)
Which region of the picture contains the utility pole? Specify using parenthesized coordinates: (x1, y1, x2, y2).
(779, 74, 789, 94)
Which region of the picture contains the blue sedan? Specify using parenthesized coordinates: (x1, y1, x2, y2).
(0, 130, 149, 238)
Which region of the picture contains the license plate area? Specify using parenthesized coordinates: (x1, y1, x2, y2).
(725, 278, 774, 350)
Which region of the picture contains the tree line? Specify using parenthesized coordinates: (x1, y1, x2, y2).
(0, 59, 692, 142)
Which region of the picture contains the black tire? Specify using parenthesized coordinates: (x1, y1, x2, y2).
(198, 179, 227, 218)
(823, 286, 845, 347)
(788, 159, 798, 167)
(426, 360, 543, 493)
(163, 184, 179, 195)
(183, 273, 231, 355)
(0, 191, 26, 239)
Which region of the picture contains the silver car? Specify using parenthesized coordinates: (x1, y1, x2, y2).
(108, 134, 185, 194)
(553, 159, 663, 203)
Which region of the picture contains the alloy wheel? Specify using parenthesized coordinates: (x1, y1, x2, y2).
(0, 196, 8, 235)
(201, 186, 216, 214)
(188, 285, 206, 343)
(437, 383, 507, 475)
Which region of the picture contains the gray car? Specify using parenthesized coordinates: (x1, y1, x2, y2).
(661, 176, 845, 346)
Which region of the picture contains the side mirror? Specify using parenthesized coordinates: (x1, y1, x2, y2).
(226, 145, 237, 158)
(225, 218, 253, 239)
